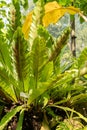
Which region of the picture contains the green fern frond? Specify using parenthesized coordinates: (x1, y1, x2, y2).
(36, 25, 54, 73)
(13, 27, 30, 86)
(0, 89, 11, 103)
(0, 67, 18, 87)
(12, 0, 21, 29)
(78, 47, 87, 68)
(0, 36, 13, 72)
(31, 36, 48, 88)
(0, 85, 17, 103)
(37, 27, 71, 74)
(37, 25, 54, 49)
(0, 68, 18, 102)
(27, 70, 74, 105)
(0, 106, 22, 130)
(29, 0, 45, 49)
(49, 27, 71, 61)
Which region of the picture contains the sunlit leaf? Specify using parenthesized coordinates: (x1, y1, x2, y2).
(44, 1, 61, 13)
(22, 1, 80, 39)
(13, 27, 30, 90)
(0, 106, 22, 130)
(27, 71, 74, 105)
(0, 36, 13, 72)
(0, 68, 18, 102)
(43, 5, 80, 27)
(22, 11, 33, 39)
(16, 109, 24, 130)
(40, 62, 53, 81)
(0, 1, 6, 8)
(78, 47, 87, 68)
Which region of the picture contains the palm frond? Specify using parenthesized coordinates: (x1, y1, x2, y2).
(49, 27, 71, 62)
(29, 0, 45, 49)
(13, 27, 30, 91)
(0, 106, 22, 130)
(12, 0, 21, 29)
(16, 109, 24, 130)
(0, 68, 18, 102)
(38, 27, 71, 75)
(31, 36, 48, 88)
(78, 47, 87, 69)
(0, 36, 13, 72)
(0, 89, 11, 103)
(37, 25, 54, 49)
(37, 25, 54, 72)
(27, 70, 75, 105)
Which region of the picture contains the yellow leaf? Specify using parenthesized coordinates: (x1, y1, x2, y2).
(44, 1, 61, 13)
(22, 1, 80, 39)
(43, 2, 80, 27)
(22, 11, 33, 39)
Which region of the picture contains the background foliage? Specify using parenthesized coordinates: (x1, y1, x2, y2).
(0, 0, 87, 130)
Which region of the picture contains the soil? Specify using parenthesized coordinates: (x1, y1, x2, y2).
(1, 104, 43, 130)
(22, 108, 43, 130)
(1, 100, 67, 130)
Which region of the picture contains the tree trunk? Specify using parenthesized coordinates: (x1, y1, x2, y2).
(70, 1, 76, 57)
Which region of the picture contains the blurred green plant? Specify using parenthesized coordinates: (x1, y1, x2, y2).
(0, 0, 87, 130)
